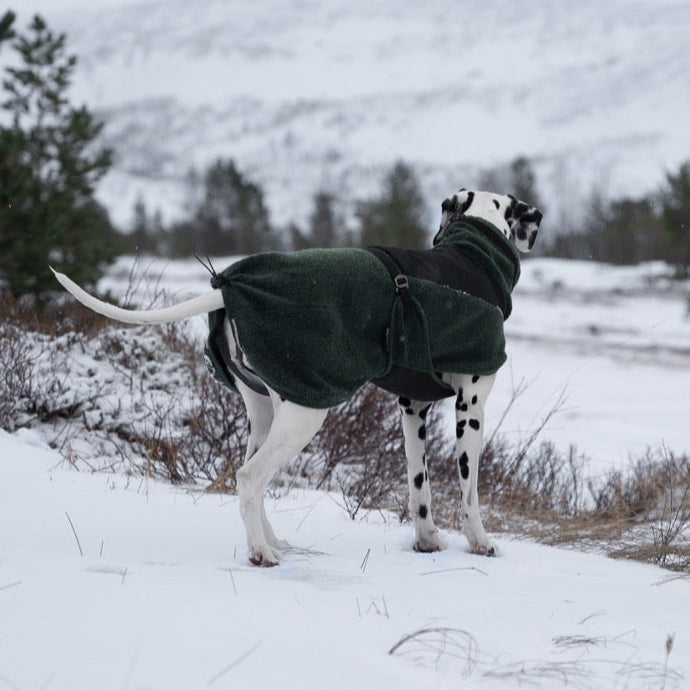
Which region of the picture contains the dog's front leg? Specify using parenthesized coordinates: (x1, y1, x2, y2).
(236, 395, 328, 566)
(399, 397, 446, 552)
(451, 373, 498, 556)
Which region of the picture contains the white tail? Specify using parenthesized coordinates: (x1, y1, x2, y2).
(51, 267, 225, 325)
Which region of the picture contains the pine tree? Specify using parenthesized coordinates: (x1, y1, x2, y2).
(187, 158, 277, 255)
(660, 161, 690, 277)
(0, 14, 115, 297)
(357, 161, 428, 249)
(0, 11, 15, 47)
(291, 191, 346, 249)
(509, 156, 543, 210)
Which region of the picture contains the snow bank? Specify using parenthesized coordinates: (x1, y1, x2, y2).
(0, 430, 686, 689)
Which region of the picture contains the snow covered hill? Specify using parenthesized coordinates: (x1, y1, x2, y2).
(1, 429, 687, 689)
(22, 0, 690, 230)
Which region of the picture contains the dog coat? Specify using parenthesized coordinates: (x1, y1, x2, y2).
(205, 217, 520, 408)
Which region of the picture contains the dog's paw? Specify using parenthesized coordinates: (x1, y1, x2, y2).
(247, 545, 283, 567)
(468, 539, 499, 557)
(413, 528, 447, 553)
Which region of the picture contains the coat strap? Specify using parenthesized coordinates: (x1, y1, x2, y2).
(367, 246, 414, 320)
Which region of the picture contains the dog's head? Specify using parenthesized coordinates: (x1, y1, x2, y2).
(433, 189, 543, 253)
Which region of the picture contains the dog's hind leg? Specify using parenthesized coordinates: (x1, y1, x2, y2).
(399, 397, 446, 552)
(448, 372, 498, 556)
(236, 381, 289, 552)
(236, 392, 328, 566)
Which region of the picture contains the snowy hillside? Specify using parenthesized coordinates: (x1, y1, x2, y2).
(22, 0, 690, 229)
(1, 429, 687, 689)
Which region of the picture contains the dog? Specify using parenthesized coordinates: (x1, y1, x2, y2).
(52, 189, 543, 566)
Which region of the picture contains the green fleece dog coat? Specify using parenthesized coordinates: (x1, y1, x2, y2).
(205, 217, 520, 408)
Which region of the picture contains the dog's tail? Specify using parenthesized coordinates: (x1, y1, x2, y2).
(51, 267, 225, 325)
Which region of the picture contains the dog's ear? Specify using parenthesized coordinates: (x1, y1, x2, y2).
(505, 195, 543, 253)
(433, 189, 473, 245)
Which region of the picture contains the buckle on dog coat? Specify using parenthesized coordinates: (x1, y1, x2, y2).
(368, 246, 414, 320)
(393, 274, 413, 320)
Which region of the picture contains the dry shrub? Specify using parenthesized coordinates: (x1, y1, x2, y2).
(299, 384, 407, 519)
(1, 290, 248, 484)
(0, 322, 36, 430)
(312, 386, 690, 572)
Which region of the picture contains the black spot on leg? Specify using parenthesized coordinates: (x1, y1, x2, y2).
(419, 404, 431, 420)
(455, 387, 464, 409)
(418, 424, 426, 440)
(422, 453, 426, 466)
(456, 419, 466, 438)
(419, 505, 428, 519)
(472, 375, 480, 383)
(458, 452, 470, 479)
(471, 395, 478, 405)
(459, 403, 468, 412)
(247, 419, 251, 435)
(414, 472, 424, 490)
(469, 419, 480, 431)
(398, 396, 411, 408)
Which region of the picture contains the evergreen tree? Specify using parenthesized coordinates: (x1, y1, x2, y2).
(0, 14, 116, 297)
(0, 10, 15, 47)
(128, 195, 162, 253)
(660, 161, 690, 277)
(509, 156, 543, 210)
(291, 191, 345, 249)
(182, 158, 277, 255)
(357, 161, 428, 248)
(480, 156, 543, 210)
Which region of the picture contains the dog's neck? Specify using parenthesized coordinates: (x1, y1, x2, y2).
(437, 216, 521, 318)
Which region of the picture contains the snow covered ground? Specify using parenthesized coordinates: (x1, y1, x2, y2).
(1, 429, 687, 690)
(2, 254, 689, 688)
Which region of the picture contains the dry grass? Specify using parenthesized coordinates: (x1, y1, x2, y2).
(388, 626, 480, 675)
(388, 627, 684, 688)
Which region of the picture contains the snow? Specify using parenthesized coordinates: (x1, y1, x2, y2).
(1, 429, 687, 689)
(5, 254, 686, 686)
(2, 256, 690, 687)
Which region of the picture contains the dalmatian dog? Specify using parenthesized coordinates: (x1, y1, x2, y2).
(52, 189, 542, 567)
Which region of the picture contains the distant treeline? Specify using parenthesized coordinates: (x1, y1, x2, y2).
(130, 155, 690, 279)
(545, 162, 690, 277)
(129, 158, 431, 257)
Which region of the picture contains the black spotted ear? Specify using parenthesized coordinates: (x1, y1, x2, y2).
(505, 195, 543, 252)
